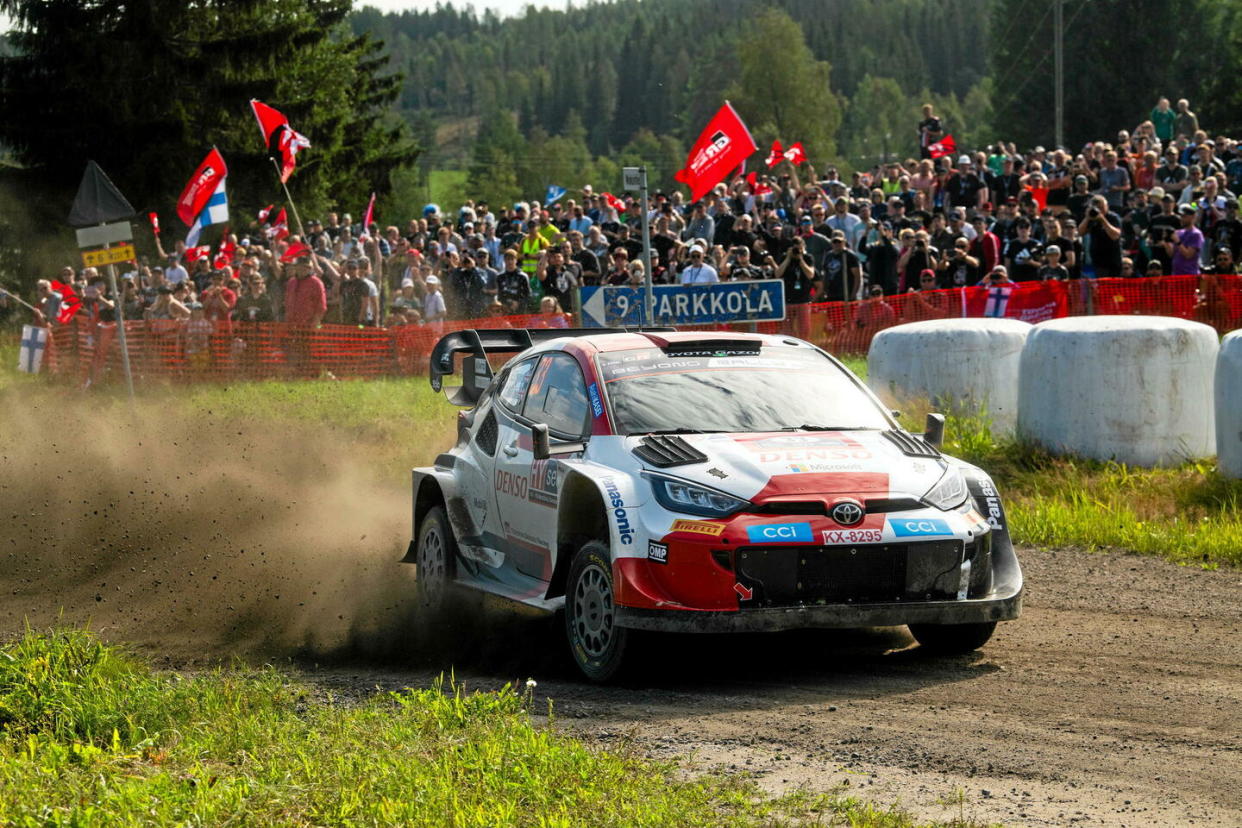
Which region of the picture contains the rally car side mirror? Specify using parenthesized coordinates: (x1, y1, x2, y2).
(923, 412, 945, 450)
(531, 422, 587, 461)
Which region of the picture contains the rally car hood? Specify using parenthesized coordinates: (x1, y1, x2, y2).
(627, 430, 947, 503)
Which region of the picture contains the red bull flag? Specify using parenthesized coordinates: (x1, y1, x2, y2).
(676, 102, 757, 202)
(176, 148, 227, 226)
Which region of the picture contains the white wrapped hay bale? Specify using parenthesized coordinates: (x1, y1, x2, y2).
(1018, 316, 1218, 467)
(1217, 330, 1242, 478)
(867, 318, 1032, 433)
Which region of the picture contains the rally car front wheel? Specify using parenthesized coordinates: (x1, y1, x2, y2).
(565, 542, 629, 682)
(908, 621, 997, 654)
(414, 505, 456, 618)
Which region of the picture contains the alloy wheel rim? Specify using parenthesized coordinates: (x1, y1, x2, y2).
(572, 563, 614, 659)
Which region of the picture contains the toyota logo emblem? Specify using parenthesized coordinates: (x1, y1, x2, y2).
(831, 500, 865, 526)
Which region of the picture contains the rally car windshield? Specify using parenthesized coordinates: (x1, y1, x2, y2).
(597, 345, 891, 434)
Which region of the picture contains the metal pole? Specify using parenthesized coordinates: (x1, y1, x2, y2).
(272, 159, 307, 239)
(1054, 0, 1064, 149)
(639, 166, 654, 325)
(101, 238, 136, 401)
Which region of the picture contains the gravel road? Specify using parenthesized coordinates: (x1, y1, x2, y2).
(305, 545, 1242, 827)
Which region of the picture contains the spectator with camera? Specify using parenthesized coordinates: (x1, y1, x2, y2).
(1079, 195, 1124, 277)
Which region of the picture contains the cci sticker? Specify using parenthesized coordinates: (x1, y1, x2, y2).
(647, 541, 669, 564)
(588, 383, 604, 418)
(889, 518, 953, 537)
(745, 522, 814, 543)
(670, 519, 726, 537)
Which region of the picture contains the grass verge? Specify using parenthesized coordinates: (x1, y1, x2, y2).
(0, 629, 988, 827)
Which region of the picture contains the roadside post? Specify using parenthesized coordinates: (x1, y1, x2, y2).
(623, 166, 653, 324)
(69, 161, 138, 400)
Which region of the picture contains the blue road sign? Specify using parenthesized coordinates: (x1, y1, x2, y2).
(579, 279, 786, 328)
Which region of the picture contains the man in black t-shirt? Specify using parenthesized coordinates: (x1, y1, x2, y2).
(917, 103, 942, 159)
(1078, 195, 1124, 278)
(1004, 219, 1044, 281)
(821, 232, 862, 302)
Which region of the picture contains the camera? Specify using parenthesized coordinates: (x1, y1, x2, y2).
(1089, 208, 1100, 219)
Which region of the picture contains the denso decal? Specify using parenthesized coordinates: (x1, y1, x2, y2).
(647, 541, 668, 564)
(670, 519, 725, 537)
(739, 434, 859, 450)
(745, 522, 814, 543)
(786, 463, 864, 473)
(588, 383, 604, 418)
(889, 518, 953, 537)
(495, 470, 528, 499)
(529, 459, 558, 507)
(601, 475, 634, 545)
(977, 477, 1005, 532)
(760, 449, 872, 463)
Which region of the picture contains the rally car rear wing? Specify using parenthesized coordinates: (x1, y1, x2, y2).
(429, 327, 675, 405)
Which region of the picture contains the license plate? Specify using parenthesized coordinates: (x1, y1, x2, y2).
(820, 528, 882, 544)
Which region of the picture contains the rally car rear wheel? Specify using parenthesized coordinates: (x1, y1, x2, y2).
(908, 621, 997, 654)
(565, 542, 629, 682)
(415, 505, 455, 617)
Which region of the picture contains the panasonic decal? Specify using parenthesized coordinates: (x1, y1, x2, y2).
(601, 476, 634, 545)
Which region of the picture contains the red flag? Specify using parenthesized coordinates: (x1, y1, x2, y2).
(176, 148, 228, 226)
(50, 280, 81, 324)
(214, 233, 237, 270)
(362, 192, 376, 233)
(765, 140, 785, 168)
(184, 245, 211, 263)
(745, 171, 772, 196)
(602, 192, 626, 213)
(266, 208, 289, 241)
(964, 280, 1068, 322)
(148, 212, 161, 235)
(250, 99, 311, 183)
(675, 102, 757, 202)
(783, 142, 807, 165)
(257, 204, 274, 223)
(928, 134, 957, 159)
(280, 241, 312, 263)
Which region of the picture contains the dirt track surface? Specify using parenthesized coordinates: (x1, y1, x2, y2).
(305, 546, 1242, 828)
(2, 400, 1239, 826)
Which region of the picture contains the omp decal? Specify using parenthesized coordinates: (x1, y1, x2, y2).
(670, 519, 726, 537)
(495, 470, 528, 499)
(889, 518, 953, 537)
(529, 459, 558, 507)
(601, 475, 634, 545)
(745, 522, 813, 543)
(734, 582, 754, 600)
(588, 383, 604, 417)
(977, 477, 1005, 532)
(822, 528, 882, 544)
(647, 541, 669, 564)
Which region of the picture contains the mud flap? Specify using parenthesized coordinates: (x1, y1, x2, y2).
(401, 539, 417, 564)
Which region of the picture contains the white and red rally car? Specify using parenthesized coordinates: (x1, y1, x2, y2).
(409, 329, 1022, 681)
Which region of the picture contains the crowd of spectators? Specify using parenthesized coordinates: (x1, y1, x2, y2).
(7, 95, 1238, 345)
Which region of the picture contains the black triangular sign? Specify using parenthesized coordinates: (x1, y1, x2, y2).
(68, 161, 136, 227)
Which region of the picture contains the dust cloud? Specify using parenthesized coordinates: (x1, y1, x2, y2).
(0, 391, 427, 663)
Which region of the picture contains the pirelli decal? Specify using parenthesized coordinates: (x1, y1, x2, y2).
(670, 519, 726, 537)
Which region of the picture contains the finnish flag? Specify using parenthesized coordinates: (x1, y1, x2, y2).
(18, 325, 48, 373)
(185, 177, 229, 248)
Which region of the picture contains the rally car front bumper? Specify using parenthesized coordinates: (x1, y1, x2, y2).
(615, 587, 1022, 633)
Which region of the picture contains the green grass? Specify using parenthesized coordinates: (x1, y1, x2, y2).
(0, 629, 989, 827)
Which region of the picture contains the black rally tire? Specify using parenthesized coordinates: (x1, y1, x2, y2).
(908, 621, 997, 654)
(414, 505, 457, 617)
(564, 541, 630, 683)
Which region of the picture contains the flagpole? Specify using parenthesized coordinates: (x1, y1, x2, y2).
(0, 288, 41, 315)
(271, 159, 307, 239)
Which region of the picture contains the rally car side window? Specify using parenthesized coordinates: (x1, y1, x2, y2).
(498, 357, 538, 411)
(522, 354, 590, 439)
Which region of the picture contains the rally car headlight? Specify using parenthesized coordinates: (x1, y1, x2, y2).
(648, 475, 749, 518)
(922, 467, 970, 511)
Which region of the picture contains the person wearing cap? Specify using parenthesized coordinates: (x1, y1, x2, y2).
(420, 274, 446, 322)
(825, 197, 863, 251)
(678, 243, 719, 285)
(1037, 245, 1069, 281)
(604, 247, 632, 286)
(1172, 203, 1204, 275)
(942, 235, 981, 287)
(945, 155, 986, 211)
(1155, 148, 1189, 194)
(1077, 195, 1124, 278)
(1211, 198, 1242, 262)
(821, 230, 861, 301)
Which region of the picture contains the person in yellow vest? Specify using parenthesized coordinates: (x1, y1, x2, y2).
(520, 221, 552, 311)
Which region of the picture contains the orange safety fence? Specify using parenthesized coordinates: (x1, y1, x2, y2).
(26, 275, 1242, 384)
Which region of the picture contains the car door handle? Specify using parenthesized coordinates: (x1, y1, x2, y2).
(503, 442, 519, 457)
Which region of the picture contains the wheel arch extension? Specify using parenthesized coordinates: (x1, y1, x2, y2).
(545, 470, 609, 600)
